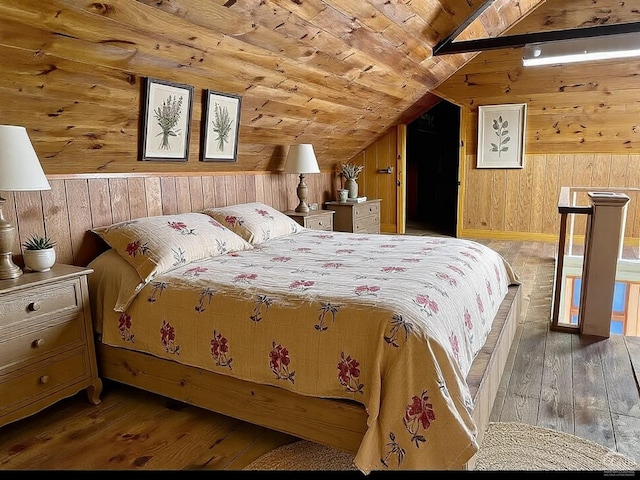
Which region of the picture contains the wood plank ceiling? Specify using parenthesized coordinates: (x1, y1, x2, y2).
(0, 0, 544, 172)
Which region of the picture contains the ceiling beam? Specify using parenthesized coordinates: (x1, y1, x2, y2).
(433, 21, 640, 56)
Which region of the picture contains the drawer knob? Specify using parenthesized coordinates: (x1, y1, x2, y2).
(39, 375, 50, 384)
(32, 338, 45, 348)
(28, 302, 41, 312)
(318, 221, 323, 226)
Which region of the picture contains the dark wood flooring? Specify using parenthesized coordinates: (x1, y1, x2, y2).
(1, 231, 639, 470)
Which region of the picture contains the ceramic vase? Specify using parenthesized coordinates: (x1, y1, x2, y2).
(345, 179, 358, 199)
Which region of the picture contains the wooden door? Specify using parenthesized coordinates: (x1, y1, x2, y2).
(350, 126, 406, 234)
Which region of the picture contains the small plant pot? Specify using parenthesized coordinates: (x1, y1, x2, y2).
(23, 248, 56, 272)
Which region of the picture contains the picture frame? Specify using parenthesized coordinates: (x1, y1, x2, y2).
(477, 103, 527, 169)
(139, 77, 194, 162)
(200, 89, 242, 162)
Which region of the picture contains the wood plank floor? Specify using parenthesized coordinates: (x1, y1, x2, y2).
(1, 234, 639, 470)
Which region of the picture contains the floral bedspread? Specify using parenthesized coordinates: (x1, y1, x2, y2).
(90, 230, 518, 472)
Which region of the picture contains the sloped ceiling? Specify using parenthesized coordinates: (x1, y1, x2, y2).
(143, 0, 545, 165)
(0, 0, 543, 172)
(6, 0, 638, 171)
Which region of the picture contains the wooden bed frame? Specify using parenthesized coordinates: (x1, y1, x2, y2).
(95, 284, 521, 471)
(3, 172, 522, 469)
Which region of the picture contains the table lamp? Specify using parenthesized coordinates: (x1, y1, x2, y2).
(0, 125, 51, 280)
(283, 144, 320, 213)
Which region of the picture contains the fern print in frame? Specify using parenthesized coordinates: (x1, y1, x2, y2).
(477, 103, 527, 169)
(140, 78, 194, 162)
(201, 89, 242, 162)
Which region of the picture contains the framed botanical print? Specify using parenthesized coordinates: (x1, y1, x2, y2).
(200, 89, 242, 162)
(139, 77, 194, 161)
(477, 103, 527, 169)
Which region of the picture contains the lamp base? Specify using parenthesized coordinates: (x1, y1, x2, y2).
(0, 253, 23, 280)
(294, 173, 310, 214)
(294, 203, 310, 214)
(0, 197, 23, 280)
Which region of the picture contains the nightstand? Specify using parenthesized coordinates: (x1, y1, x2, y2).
(284, 209, 335, 231)
(0, 264, 103, 428)
(324, 199, 381, 233)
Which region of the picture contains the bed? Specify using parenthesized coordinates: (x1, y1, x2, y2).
(87, 202, 521, 472)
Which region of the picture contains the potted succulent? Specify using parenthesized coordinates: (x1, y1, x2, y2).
(22, 234, 57, 272)
(340, 162, 364, 199)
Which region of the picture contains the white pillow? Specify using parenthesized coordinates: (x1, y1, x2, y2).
(201, 202, 304, 245)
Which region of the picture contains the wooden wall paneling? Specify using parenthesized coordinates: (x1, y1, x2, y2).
(503, 170, 519, 233)
(262, 174, 274, 208)
(245, 175, 257, 204)
(463, 157, 478, 229)
(87, 179, 113, 229)
(127, 177, 147, 220)
(591, 154, 612, 188)
(542, 155, 560, 236)
(175, 177, 193, 214)
(529, 155, 546, 235)
(517, 162, 533, 234)
(188, 176, 204, 213)
(610, 155, 630, 187)
(267, 174, 279, 210)
(201, 176, 215, 208)
(277, 174, 288, 211)
(14, 191, 45, 256)
(108, 178, 131, 224)
(490, 169, 506, 232)
(254, 174, 265, 205)
(0, 191, 20, 257)
(233, 175, 247, 206)
(160, 177, 179, 215)
(41, 180, 74, 266)
(213, 176, 227, 207)
(64, 179, 95, 267)
(144, 177, 163, 217)
(224, 175, 238, 207)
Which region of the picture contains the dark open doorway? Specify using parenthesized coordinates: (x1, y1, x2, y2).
(406, 100, 461, 237)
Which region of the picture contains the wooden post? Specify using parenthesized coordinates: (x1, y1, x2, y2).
(578, 192, 630, 338)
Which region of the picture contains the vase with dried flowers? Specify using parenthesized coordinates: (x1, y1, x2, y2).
(340, 162, 364, 199)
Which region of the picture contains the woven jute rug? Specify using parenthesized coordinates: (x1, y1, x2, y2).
(245, 422, 640, 471)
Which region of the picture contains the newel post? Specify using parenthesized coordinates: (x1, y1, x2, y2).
(578, 191, 630, 338)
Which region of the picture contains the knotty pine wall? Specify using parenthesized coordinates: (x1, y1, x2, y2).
(436, 1, 640, 241)
(2, 0, 640, 243)
(2, 172, 338, 268)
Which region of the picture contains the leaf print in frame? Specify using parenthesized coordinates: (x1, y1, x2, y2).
(477, 103, 526, 169)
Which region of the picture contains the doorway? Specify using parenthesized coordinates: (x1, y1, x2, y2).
(406, 100, 461, 237)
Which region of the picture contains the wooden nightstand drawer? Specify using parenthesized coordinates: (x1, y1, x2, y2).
(353, 201, 380, 218)
(354, 214, 380, 233)
(0, 279, 81, 329)
(0, 313, 84, 372)
(305, 214, 333, 231)
(283, 210, 334, 231)
(0, 349, 90, 414)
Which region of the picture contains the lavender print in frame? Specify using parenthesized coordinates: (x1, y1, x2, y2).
(200, 89, 242, 162)
(140, 78, 194, 161)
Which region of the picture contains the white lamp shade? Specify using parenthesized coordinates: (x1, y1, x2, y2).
(0, 125, 51, 191)
(284, 144, 320, 174)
